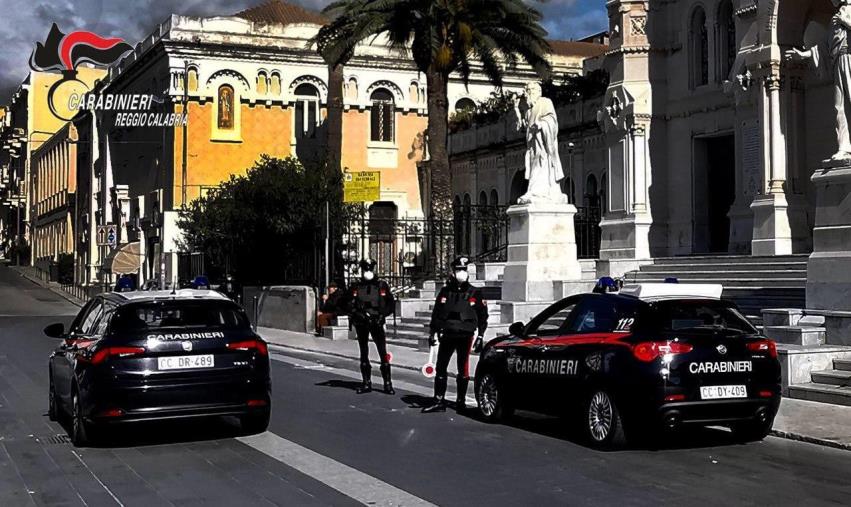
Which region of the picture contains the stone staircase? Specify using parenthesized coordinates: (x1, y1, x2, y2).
(789, 359, 851, 407)
(624, 255, 808, 323)
(390, 278, 508, 350)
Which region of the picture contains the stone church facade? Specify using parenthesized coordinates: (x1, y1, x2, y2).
(452, 0, 839, 278)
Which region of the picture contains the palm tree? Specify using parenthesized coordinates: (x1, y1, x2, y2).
(310, 1, 369, 173)
(319, 0, 551, 262)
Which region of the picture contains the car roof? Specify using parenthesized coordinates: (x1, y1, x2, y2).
(102, 289, 231, 305)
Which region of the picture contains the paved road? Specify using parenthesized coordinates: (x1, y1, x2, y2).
(1, 265, 851, 506)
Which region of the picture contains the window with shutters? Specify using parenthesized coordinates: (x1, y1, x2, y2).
(370, 89, 395, 143)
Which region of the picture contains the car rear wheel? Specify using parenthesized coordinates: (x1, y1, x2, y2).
(475, 373, 513, 423)
(585, 389, 627, 449)
(731, 416, 774, 442)
(71, 391, 94, 447)
(48, 375, 59, 422)
(240, 410, 270, 435)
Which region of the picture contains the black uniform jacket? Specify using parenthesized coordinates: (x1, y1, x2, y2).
(429, 279, 488, 337)
(344, 279, 395, 325)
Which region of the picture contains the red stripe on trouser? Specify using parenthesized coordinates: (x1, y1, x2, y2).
(463, 338, 472, 377)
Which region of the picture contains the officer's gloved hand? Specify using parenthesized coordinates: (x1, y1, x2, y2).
(473, 335, 484, 353)
(428, 332, 437, 347)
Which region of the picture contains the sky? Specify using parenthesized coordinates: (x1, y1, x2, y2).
(0, 0, 607, 104)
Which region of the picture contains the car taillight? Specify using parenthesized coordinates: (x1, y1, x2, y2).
(633, 341, 694, 362)
(747, 339, 777, 359)
(227, 339, 268, 356)
(90, 346, 146, 365)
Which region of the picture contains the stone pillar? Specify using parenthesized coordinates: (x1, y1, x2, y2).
(807, 165, 851, 311)
(751, 73, 792, 255)
(501, 202, 584, 323)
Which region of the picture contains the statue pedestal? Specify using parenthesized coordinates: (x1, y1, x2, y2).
(807, 165, 851, 311)
(502, 202, 583, 304)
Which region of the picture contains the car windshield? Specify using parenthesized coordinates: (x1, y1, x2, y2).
(111, 301, 250, 333)
(639, 300, 758, 335)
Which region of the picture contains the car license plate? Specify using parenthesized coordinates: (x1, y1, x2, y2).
(157, 355, 214, 370)
(700, 385, 747, 400)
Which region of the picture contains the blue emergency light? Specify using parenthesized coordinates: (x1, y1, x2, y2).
(192, 276, 211, 289)
(594, 277, 619, 293)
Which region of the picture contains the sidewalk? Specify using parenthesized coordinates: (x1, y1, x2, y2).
(260, 327, 851, 451)
(10, 265, 86, 307)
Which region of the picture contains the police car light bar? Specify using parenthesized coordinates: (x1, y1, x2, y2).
(619, 283, 723, 300)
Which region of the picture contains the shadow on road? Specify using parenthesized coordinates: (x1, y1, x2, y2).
(56, 415, 254, 449)
(315, 379, 365, 391)
(400, 394, 436, 409)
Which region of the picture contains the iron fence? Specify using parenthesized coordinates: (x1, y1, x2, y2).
(575, 205, 602, 259)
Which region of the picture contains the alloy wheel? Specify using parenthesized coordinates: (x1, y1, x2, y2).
(478, 374, 499, 417)
(588, 391, 613, 442)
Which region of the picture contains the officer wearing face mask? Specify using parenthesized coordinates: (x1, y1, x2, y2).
(422, 256, 489, 413)
(345, 259, 396, 394)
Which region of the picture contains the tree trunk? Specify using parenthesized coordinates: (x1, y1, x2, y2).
(425, 71, 454, 271)
(326, 62, 345, 173)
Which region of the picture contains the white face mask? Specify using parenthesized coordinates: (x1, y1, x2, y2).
(454, 270, 469, 283)
(363, 271, 375, 281)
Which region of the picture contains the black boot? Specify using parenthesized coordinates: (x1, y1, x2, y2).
(421, 397, 446, 413)
(456, 377, 469, 413)
(380, 363, 395, 395)
(356, 362, 372, 394)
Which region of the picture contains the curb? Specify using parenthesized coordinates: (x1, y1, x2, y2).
(270, 342, 851, 453)
(769, 429, 851, 452)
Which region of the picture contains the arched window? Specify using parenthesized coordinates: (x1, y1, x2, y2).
(690, 7, 709, 88)
(270, 72, 281, 96)
(490, 189, 499, 206)
(187, 68, 198, 92)
(370, 89, 395, 143)
(600, 173, 608, 214)
(455, 98, 476, 113)
(295, 83, 321, 139)
(257, 71, 268, 95)
(718, 1, 736, 82)
(217, 85, 235, 130)
(585, 174, 599, 208)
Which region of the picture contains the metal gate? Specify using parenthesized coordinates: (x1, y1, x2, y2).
(574, 206, 602, 259)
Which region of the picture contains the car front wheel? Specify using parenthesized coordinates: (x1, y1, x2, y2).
(584, 389, 627, 449)
(475, 373, 513, 423)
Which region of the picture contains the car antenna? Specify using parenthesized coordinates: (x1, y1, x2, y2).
(171, 277, 177, 296)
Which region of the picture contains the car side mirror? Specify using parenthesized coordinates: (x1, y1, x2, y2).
(509, 322, 526, 337)
(43, 323, 65, 339)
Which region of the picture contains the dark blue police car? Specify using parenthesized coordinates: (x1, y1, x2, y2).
(474, 282, 781, 449)
(45, 289, 271, 446)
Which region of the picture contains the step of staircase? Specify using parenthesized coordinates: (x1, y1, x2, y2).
(810, 369, 851, 387)
(835, 359, 851, 372)
(650, 254, 809, 265)
(787, 383, 851, 407)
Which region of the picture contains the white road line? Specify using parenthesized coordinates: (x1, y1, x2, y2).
(238, 432, 436, 507)
(70, 450, 124, 506)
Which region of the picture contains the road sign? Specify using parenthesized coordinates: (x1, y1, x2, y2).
(97, 225, 118, 247)
(343, 171, 381, 203)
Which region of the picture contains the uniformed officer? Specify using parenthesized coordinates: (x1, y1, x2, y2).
(345, 259, 396, 394)
(422, 256, 488, 413)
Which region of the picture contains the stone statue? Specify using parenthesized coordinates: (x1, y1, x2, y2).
(513, 82, 566, 204)
(787, 0, 851, 163)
